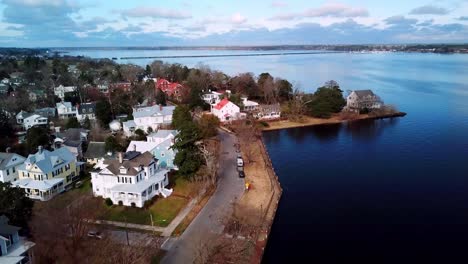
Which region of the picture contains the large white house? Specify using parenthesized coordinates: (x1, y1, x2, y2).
(211, 98, 241, 122)
(241, 97, 259, 112)
(16, 111, 48, 130)
(0, 152, 26, 183)
(54, 85, 76, 100)
(122, 105, 175, 137)
(346, 90, 383, 111)
(56, 101, 77, 119)
(91, 151, 172, 208)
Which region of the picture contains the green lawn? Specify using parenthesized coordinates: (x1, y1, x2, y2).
(103, 196, 188, 227)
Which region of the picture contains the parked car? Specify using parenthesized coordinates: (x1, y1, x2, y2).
(75, 181, 83, 188)
(238, 170, 245, 178)
(237, 157, 244, 167)
(87, 231, 103, 239)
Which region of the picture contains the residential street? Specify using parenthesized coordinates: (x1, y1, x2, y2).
(162, 129, 245, 264)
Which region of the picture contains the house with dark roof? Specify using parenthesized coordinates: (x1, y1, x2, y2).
(84, 141, 114, 165)
(76, 102, 96, 121)
(91, 151, 172, 208)
(346, 90, 383, 111)
(0, 152, 26, 183)
(54, 128, 89, 159)
(0, 215, 35, 263)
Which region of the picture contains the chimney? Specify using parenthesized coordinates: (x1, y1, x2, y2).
(159, 104, 163, 111)
(133, 144, 136, 152)
(38, 146, 43, 154)
(118, 152, 123, 164)
(5, 147, 11, 153)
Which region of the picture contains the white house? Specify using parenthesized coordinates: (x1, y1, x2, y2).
(0, 152, 26, 183)
(202, 91, 223, 105)
(0, 215, 35, 264)
(254, 103, 282, 120)
(16, 111, 48, 130)
(91, 151, 172, 208)
(54, 85, 76, 100)
(122, 105, 175, 137)
(56, 101, 77, 119)
(76, 102, 96, 121)
(147, 130, 177, 144)
(346, 90, 383, 111)
(211, 99, 241, 122)
(241, 97, 259, 112)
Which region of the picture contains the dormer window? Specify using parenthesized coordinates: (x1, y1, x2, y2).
(119, 166, 127, 174)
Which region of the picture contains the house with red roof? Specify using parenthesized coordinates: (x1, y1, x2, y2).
(211, 98, 241, 122)
(156, 79, 187, 101)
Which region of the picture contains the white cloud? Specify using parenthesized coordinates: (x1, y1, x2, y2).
(121, 7, 192, 19)
(271, 1, 287, 8)
(270, 3, 369, 21)
(231, 13, 247, 24)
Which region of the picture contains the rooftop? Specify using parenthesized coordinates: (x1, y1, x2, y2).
(13, 178, 64, 191)
(133, 105, 176, 119)
(22, 148, 76, 174)
(84, 142, 106, 159)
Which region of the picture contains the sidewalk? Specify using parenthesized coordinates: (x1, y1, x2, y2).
(93, 189, 205, 237)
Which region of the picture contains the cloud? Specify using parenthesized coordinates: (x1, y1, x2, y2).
(271, 1, 287, 8)
(409, 5, 450, 15)
(457, 16, 468, 21)
(231, 13, 247, 24)
(384, 16, 418, 25)
(121, 7, 191, 19)
(270, 3, 369, 21)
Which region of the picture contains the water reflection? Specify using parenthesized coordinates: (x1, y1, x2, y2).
(345, 118, 399, 142)
(280, 123, 343, 143)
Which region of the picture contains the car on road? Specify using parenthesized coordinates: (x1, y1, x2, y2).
(87, 231, 103, 239)
(237, 157, 244, 167)
(239, 170, 245, 178)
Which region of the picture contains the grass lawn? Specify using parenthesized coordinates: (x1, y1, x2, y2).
(104, 196, 188, 227)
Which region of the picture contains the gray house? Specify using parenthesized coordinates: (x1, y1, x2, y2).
(0, 215, 35, 263)
(346, 90, 383, 111)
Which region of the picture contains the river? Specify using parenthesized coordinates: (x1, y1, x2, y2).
(65, 49, 468, 263)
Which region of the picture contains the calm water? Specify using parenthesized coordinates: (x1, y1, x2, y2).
(68, 49, 468, 263)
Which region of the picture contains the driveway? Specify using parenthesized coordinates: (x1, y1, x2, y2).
(162, 129, 245, 264)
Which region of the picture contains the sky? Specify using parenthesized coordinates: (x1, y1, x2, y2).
(0, 0, 468, 47)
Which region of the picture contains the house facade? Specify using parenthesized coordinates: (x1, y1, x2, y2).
(0, 152, 26, 183)
(13, 147, 83, 201)
(54, 85, 77, 100)
(54, 128, 89, 159)
(202, 91, 223, 105)
(127, 130, 178, 169)
(346, 90, 383, 111)
(241, 97, 259, 112)
(91, 152, 172, 208)
(0, 215, 35, 263)
(16, 111, 48, 130)
(211, 99, 241, 122)
(76, 102, 96, 121)
(56, 102, 77, 119)
(254, 103, 282, 120)
(122, 105, 175, 137)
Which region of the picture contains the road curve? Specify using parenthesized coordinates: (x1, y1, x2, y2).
(162, 129, 245, 264)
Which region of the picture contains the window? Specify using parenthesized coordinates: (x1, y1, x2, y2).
(129, 178, 132, 184)
(6, 169, 9, 175)
(117, 177, 120, 183)
(12, 167, 15, 173)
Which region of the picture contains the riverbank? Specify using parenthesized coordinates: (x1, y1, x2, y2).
(232, 134, 282, 263)
(263, 112, 407, 131)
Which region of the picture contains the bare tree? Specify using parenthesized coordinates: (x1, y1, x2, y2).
(119, 64, 143, 84)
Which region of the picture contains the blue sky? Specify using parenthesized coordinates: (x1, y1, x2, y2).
(0, 0, 468, 47)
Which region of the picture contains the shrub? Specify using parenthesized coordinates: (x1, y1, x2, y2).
(259, 121, 269, 127)
(105, 198, 113, 207)
(118, 200, 123, 206)
(131, 202, 136, 208)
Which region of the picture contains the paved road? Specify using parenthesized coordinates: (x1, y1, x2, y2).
(162, 129, 245, 264)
